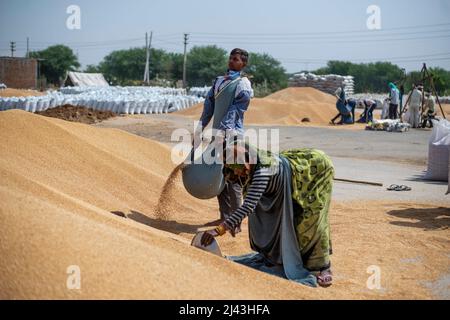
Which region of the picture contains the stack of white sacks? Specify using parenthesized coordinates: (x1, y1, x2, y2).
(0, 86, 204, 114)
(424, 119, 450, 194)
(288, 72, 354, 96)
(188, 86, 211, 98)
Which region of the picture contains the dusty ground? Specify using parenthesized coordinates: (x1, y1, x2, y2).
(37, 105, 117, 124)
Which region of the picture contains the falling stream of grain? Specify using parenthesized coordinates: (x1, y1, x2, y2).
(154, 163, 185, 220)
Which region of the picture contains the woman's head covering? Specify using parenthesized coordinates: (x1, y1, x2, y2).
(388, 82, 398, 90)
(223, 139, 278, 172)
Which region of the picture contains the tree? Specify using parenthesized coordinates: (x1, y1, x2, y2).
(98, 47, 145, 84)
(29, 45, 80, 85)
(245, 52, 287, 96)
(185, 46, 288, 96)
(97, 47, 180, 85)
(428, 67, 450, 95)
(166, 52, 184, 81)
(186, 46, 228, 87)
(84, 64, 101, 73)
(313, 60, 404, 93)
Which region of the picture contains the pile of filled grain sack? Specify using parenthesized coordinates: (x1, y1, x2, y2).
(288, 72, 354, 96)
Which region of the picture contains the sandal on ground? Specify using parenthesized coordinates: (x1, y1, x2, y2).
(387, 184, 411, 191)
(315, 269, 333, 287)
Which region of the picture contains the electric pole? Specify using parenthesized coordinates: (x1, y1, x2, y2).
(144, 31, 153, 85)
(26, 37, 29, 58)
(10, 41, 16, 57)
(183, 33, 189, 88)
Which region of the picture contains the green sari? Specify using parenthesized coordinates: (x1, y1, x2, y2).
(281, 149, 334, 271)
(225, 144, 334, 272)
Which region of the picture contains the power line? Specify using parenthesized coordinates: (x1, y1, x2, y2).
(189, 22, 450, 36)
(278, 52, 450, 63)
(189, 33, 450, 45)
(190, 28, 450, 41)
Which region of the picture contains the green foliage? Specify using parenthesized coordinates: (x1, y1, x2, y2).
(313, 61, 450, 95)
(84, 64, 101, 73)
(97, 47, 181, 86)
(186, 45, 228, 87)
(252, 80, 273, 98)
(98, 47, 145, 85)
(428, 67, 450, 96)
(29, 45, 80, 85)
(313, 61, 404, 93)
(33, 44, 449, 95)
(245, 52, 288, 96)
(166, 52, 184, 81)
(400, 67, 450, 96)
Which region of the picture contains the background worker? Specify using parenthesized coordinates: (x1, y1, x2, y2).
(198, 48, 253, 233)
(408, 84, 423, 128)
(388, 82, 400, 119)
(422, 91, 437, 128)
(330, 87, 352, 124)
(357, 98, 377, 123)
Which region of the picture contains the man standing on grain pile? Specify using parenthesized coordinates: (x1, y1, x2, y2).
(197, 48, 253, 235)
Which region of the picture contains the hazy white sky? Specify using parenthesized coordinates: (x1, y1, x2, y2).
(1, 0, 449, 73)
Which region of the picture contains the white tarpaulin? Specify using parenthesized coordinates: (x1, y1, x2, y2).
(65, 72, 109, 87)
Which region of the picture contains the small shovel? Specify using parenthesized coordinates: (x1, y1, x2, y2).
(191, 231, 223, 257)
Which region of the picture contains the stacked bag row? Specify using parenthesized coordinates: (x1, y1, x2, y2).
(188, 86, 211, 98)
(0, 86, 203, 114)
(288, 72, 355, 96)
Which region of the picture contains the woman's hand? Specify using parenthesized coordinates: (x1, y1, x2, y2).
(200, 229, 219, 246)
(200, 223, 227, 246)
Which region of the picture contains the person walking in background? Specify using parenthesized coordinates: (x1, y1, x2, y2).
(388, 82, 400, 119)
(408, 84, 423, 128)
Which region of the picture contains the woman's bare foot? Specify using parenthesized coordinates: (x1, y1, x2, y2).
(315, 269, 333, 287)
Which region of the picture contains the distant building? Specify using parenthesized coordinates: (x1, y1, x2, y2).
(0, 57, 40, 89)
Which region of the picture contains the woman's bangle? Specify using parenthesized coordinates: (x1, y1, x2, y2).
(214, 224, 227, 236)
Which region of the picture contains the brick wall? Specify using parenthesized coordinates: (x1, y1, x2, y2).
(0, 57, 38, 89)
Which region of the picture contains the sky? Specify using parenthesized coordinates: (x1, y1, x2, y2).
(1, 0, 450, 73)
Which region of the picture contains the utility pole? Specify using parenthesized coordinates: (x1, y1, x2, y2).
(183, 33, 189, 88)
(26, 37, 29, 58)
(144, 31, 153, 85)
(144, 32, 149, 84)
(10, 41, 16, 57)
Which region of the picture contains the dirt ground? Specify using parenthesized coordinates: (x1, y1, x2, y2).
(37, 105, 117, 124)
(1, 109, 448, 299)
